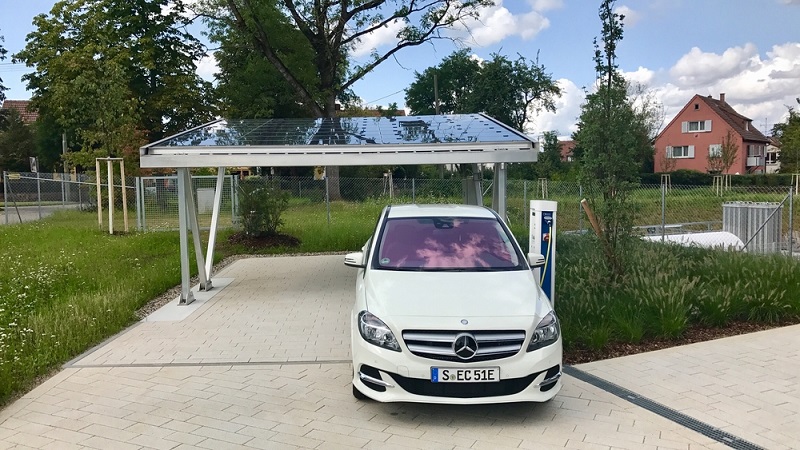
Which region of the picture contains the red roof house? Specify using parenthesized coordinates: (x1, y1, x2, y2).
(0, 100, 39, 124)
(654, 93, 770, 174)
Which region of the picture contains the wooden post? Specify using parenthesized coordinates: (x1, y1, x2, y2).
(580, 198, 603, 238)
(95, 159, 103, 228)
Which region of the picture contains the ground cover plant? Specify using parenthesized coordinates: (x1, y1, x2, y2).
(1, 205, 798, 406)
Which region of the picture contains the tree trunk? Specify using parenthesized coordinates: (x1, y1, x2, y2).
(322, 93, 343, 200)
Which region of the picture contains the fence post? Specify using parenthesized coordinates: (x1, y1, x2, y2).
(661, 182, 666, 242)
(36, 173, 42, 220)
(789, 185, 794, 258)
(135, 177, 142, 231)
(3, 171, 7, 225)
(523, 180, 528, 231)
(412, 178, 416, 203)
(325, 171, 331, 226)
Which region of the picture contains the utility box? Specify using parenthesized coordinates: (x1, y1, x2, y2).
(529, 200, 557, 302)
(722, 202, 782, 253)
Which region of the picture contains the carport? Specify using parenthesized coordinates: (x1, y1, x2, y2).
(139, 113, 537, 304)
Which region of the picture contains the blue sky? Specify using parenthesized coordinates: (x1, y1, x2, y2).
(2, 0, 799, 138)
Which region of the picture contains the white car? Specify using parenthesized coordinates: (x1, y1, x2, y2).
(344, 204, 562, 404)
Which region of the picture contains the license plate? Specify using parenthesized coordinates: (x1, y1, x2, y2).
(431, 367, 500, 383)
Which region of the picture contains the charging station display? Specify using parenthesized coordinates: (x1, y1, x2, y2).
(530, 200, 557, 302)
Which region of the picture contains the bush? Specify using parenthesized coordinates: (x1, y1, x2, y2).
(238, 177, 289, 237)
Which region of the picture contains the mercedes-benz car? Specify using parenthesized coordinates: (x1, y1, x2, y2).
(344, 204, 562, 404)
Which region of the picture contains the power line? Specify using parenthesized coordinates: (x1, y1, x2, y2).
(365, 88, 404, 105)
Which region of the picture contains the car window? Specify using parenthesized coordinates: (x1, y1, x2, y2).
(375, 217, 521, 270)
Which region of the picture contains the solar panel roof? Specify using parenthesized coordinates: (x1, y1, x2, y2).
(140, 113, 537, 168)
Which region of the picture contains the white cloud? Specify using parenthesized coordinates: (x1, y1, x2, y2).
(196, 53, 219, 82)
(657, 42, 800, 131)
(351, 19, 405, 58)
(669, 44, 759, 87)
(527, 78, 584, 138)
(614, 5, 642, 26)
(780, 0, 800, 5)
(530, 0, 564, 12)
(452, 1, 550, 47)
(622, 66, 656, 86)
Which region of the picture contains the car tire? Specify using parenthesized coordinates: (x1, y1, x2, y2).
(352, 384, 368, 401)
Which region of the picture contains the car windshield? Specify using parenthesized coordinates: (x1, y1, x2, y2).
(375, 216, 522, 270)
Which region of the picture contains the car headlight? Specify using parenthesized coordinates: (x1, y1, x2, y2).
(358, 311, 401, 352)
(527, 311, 560, 352)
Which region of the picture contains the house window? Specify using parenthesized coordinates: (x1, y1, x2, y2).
(766, 151, 779, 164)
(694, 104, 699, 110)
(681, 120, 712, 133)
(747, 144, 764, 157)
(667, 145, 694, 158)
(708, 144, 722, 157)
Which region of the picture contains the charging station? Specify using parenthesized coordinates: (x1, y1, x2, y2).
(530, 200, 557, 302)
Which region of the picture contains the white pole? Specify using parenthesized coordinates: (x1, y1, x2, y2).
(107, 159, 114, 234)
(120, 160, 128, 232)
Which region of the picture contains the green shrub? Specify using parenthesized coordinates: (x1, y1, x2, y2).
(238, 177, 290, 236)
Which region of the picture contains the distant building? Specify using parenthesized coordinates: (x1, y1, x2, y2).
(0, 100, 39, 124)
(765, 137, 781, 174)
(654, 93, 770, 174)
(558, 140, 575, 162)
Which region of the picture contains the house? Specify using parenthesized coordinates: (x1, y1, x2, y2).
(765, 137, 781, 174)
(0, 99, 39, 124)
(559, 140, 576, 162)
(654, 93, 770, 174)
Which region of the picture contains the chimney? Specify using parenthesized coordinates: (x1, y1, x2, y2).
(720, 93, 726, 103)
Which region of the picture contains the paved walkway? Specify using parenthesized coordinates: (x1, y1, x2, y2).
(0, 255, 797, 449)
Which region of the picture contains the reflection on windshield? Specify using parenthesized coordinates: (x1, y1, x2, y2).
(377, 217, 520, 270)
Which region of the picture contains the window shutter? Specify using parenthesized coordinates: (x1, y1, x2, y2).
(681, 121, 688, 133)
(705, 120, 712, 131)
(688, 145, 695, 158)
(666, 146, 672, 158)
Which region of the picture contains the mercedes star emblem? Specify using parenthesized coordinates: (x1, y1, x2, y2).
(453, 333, 478, 360)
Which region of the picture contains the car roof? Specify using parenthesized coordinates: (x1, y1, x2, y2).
(386, 204, 497, 219)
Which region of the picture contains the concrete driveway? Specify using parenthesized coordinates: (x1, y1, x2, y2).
(0, 255, 797, 449)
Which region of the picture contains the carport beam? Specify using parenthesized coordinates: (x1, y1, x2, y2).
(181, 169, 210, 291)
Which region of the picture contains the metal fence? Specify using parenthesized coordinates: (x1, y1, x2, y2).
(3, 172, 797, 256)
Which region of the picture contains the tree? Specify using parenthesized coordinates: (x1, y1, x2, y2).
(573, 0, 646, 278)
(0, 30, 7, 104)
(221, 0, 493, 198)
(536, 131, 563, 179)
(773, 100, 800, 174)
(405, 49, 481, 115)
(206, 1, 320, 119)
(405, 50, 561, 133)
(707, 130, 738, 174)
(0, 110, 37, 173)
(14, 0, 216, 152)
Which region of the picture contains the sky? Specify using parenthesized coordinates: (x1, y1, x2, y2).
(1, 0, 799, 139)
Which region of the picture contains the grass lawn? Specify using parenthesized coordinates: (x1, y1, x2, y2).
(1, 202, 799, 406)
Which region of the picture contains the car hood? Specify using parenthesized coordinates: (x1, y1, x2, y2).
(364, 269, 547, 319)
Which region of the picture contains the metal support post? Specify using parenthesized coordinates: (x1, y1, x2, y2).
(491, 163, 507, 222)
(120, 161, 128, 233)
(135, 177, 142, 230)
(204, 167, 226, 283)
(412, 178, 416, 203)
(578, 185, 584, 232)
(181, 170, 209, 291)
(176, 168, 194, 305)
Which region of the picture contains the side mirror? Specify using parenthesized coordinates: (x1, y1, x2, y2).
(344, 252, 366, 268)
(527, 253, 546, 269)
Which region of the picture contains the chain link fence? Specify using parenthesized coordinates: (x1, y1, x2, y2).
(3, 172, 797, 256)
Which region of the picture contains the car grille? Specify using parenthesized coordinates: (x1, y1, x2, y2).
(402, 330, 526, 363)
(387, 369, 545, 398)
